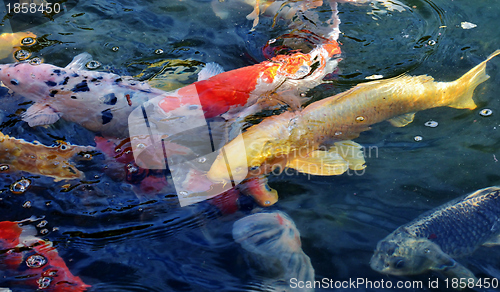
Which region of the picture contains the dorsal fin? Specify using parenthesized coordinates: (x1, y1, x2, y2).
(197, 62, 224, 81)
(65, 53, 93, 71)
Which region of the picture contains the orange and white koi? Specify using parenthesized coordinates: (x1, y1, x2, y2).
(208, 50, 500, 205)
(0, 131, 94, 181)
(0, 221, 90, 291)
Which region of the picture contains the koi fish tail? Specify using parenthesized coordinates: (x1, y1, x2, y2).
(449, 50, 500, 110)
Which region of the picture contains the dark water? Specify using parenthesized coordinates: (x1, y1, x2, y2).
(1, 0, 500, 291)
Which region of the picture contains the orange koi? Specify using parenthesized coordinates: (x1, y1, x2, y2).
(0, 131, 94, 181)
(0, 221, 90, 291)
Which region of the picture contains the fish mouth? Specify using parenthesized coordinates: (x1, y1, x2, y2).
(369, 253, 387, 273)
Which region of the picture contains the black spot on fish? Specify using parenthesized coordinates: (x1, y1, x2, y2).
(102, 93, 117, 105)
(91, 78, 98, 82)
(72, 80, 90, 92)
(10, 79, 19, 85)
(115, 78, 122, 83)
(52, 69, 65, 76)
(101, 109, 113, 125)
(72, 73, 79, 77)
(97, 76, 103, 80)
(49, 90, 58, 97)
(59, 77, 70, 86)
(139, 89, 151, 93)
(45, 81, 57, 87)
(71, 96, 77, 99)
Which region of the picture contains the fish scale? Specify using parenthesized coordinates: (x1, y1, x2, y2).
(403, 189, 500, 257)
(371, 186, 500, 280)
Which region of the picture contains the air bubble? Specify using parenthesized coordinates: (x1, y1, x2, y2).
(112, 46, 119, 52)
(83, 153, 92, 159)
(21, 37, 36, 46)
(179, 191, 188, 196)
(480, 108, 493, 117)
(268, 39, 276, 44)
(197, 157, 206, 163)
(427, 40, 436, 46)
(10, 178, 32, 194)
(23, 201, 32, 208)
(29, 58, 42, 65)
(37, 276, 52, 289)
(15, 50, 31, 61)
(37, 220, 48, 228)
(85, 60, 101, 69)
(0, 165, 9, 171)
(414, 136, 423, 142)
(155, 49, 164, 55)
(127, 164, 138, 173)
(356, 116, 365, 122)
(26, 254, 47, 268)
(424, 120, 438, 128)
(40, 229, 49, 235)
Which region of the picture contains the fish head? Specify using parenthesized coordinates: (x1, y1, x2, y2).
(0, 61, 65, 102)
(207, 134, 269, 184)
(370, 233, 440, 276)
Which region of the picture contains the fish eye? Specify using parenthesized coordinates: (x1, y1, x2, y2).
(10, 79, 19, 85)
(250, 166, 259, 171)
(60, 144, 68, 150)
(394, 259, 405, 269)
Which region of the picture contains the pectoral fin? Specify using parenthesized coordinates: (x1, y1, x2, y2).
(388, 112, 416, 127)
(430, 250, 478, 284)
(197, 62, 224, 81)
(286, 140, 366, 176)
(286, 147, 348, 176)
(65, 52, 93, 71)
(333, 140, 366, 170)
(22, 103, 62, 127)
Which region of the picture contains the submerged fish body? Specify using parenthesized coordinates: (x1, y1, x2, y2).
(207, 50, 500, 204)
(0, 53, 167, 139)
(0, 131, 93, 181)
(370, 186, 500, 280)
(0, 221, 90, 291)
(233, 211, 314, 291)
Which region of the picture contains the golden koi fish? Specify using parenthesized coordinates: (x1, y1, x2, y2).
(0, 31, 37, 61)
(208, 50, 500, 205)
(0, 132, 94, 181)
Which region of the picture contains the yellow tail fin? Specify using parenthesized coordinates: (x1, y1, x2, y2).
(449, 50, 500, 109)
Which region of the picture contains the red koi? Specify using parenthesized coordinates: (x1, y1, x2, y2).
(0, 221, 90, 291)
(154, 39, 341, 119)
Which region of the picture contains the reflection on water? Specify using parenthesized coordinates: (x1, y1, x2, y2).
(0, 0, 499, 291)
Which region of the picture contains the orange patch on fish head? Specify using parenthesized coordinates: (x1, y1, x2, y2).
(239, 176, 278, 207)
(275, 53, 312, 79)
(259, 63, 280, 84)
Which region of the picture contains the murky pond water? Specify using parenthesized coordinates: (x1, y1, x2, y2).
(1, 0, 500, 291)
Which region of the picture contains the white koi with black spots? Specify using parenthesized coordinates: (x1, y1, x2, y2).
(0, 53, 167, 138)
